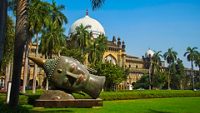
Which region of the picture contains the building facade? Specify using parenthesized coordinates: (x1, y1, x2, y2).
(68, 11, 150, 90)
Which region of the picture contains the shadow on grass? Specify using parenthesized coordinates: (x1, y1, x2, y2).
(0, 103, 74, 113)
(149, 109, 172, 113)
(0, 103, 30, 113)
(30, 109, 74, 113)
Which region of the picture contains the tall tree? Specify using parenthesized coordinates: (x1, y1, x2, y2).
(88, 34, 107, 65)
(92, 62, 126, 91)
(164, 48, 177, 90)
(22, 42, 29, 93)
(1, 16, 15, 91)
(195, 52, 200, 71)
(7, 0, 105, 108)
(9, 0, 29, 109)
(184, 46, 198, 90)
(75, 24, 91, 55)
(90, 0, 105, 10)
(151, 51, 162, 73)
(40, 24, 66, 58)
(29, 0, 67, 92)
(194, 52, 200, 89)
(151, 51, 163, 89)
(40, 0, 67, 58)
(175, 58, 185, 89)
(28, 0, 52, 94)
(0, 0, 7, 67)
(50, 0, 67, 26)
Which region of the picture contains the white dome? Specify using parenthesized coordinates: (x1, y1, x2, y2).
(69, 15, 105, 38)
(145, 49, 154, 58)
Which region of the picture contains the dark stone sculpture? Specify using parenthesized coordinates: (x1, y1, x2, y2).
(29, 56, 105, 99)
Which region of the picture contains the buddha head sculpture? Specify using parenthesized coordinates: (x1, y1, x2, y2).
(29, 56, 105, 99)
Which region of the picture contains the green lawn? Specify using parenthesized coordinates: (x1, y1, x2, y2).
(30, 97, 200, 113)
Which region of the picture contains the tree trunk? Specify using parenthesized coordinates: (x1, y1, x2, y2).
(45, 76, 49, 90)
(0, 0, 7, 67)
(22, 43, 29, 93)
(9, 0, 28, 108)
(4, 61, 11, 90)
(191, 61, 195, 90)
(32, 34, 39, 94)
(58, 51, 61, 57)
(167, 74, 170, 90)
(44, 55, 49, 90)
(180, 80, 183, 90)
(10, 61, 13, 80)
(168, 64, 171, 90)
(148, 61, 152, 90)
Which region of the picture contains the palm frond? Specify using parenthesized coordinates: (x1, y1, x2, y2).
(90, 0, 105, 10)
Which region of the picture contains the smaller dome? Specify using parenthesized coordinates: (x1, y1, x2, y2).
(145, 49, 154, 58)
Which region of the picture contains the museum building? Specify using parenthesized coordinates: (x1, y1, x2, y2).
(0, 11, 152, 90)
(68, 11, 150, 90)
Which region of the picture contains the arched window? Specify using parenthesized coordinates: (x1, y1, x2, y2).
(104, 55, 117, 65)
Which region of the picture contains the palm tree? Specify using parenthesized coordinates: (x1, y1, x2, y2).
(22, 42, 29, 93)
(28, 0, 53, 94)
(194, 52, 200, 84)
(184, 47, 198, 90)
(40, 24, 66, 58)
(164, 48, 177, 90)
(8, 0, 105, 108)
(175, 58, 185, 89)
(50, 0, 67, 27)
(1, 16, 15, 91)
(29, 0, 67, 92)
(88, 34, 107, 65)
(90, 0, 105, 10)
(40, 0, 67, 58)
(0, 0, 7, 66)
(68, 24, 92, 64)
(95, 35, 107, 61)
(9, 0, 29, 109)
(41, 27, 56, 89)
(152, 51, 162, 70)
(194, 52, 200, 71)
(75, 24, 91, 55)
(151, 51, 162, 89)
(88, 39, 97, 65)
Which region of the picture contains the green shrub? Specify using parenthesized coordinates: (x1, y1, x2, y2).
(19, 94, 29, 105)
(27, 94, 40, 105)
(70, 90, 200, 101)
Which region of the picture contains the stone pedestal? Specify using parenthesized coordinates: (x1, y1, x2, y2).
(34, 99, 103, 108)
(34, 90, 103, 108)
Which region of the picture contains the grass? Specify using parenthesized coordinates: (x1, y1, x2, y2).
(1, 90, 200, 113)
(30, 97, 200, 113)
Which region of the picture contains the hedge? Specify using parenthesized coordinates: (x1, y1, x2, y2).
(72, 90, 200, 100)
(1, 90, 200, 105)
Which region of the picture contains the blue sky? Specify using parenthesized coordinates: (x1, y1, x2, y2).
(55, 0, 200, 68)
